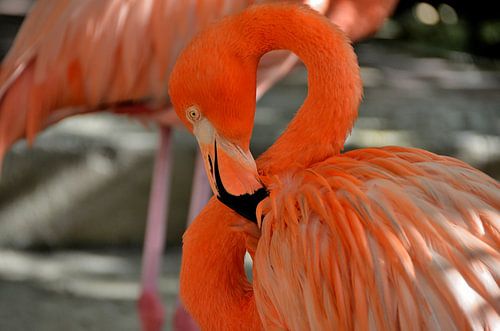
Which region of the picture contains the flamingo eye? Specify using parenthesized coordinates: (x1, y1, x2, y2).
(186, 107, 201, 122)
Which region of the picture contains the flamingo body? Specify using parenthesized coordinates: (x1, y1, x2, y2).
(169, 4, 500, 330)
(181, 147, 500, 330)
(0, 0, 252, 158)
(255, 146, 499, 330)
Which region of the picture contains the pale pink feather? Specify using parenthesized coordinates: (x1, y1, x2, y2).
(0, 0, 251, 165)
(254, 147, 499, 330)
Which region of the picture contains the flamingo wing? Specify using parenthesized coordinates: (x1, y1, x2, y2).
(254, 146, 499, 330)
(325, 0, 398, 41)
(0, 0, 250, 160)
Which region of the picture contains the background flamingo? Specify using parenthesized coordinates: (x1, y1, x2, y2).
(0, 2, 250, 330)
(169, 3, 499, 330)
(0, 0, 397, 330)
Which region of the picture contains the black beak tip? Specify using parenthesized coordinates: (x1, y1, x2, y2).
(212, 141, 268, 223)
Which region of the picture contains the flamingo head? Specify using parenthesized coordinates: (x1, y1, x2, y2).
(169, 23, 267, 222)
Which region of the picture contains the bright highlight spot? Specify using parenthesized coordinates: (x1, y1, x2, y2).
(438, 4, 458, 25)
(415, 2, 439, 26)
(307, 0, 329, 13)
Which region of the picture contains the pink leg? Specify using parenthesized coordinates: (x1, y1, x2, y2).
(173, 152, 212, 331)
(186, 152, 213, 225)
(138, 127, 173, 331)
(256, 53, 299, 100)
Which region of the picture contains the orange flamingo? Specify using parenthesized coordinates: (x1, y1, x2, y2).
(169, 3, 500, 330)
(0, 1, 397, 330)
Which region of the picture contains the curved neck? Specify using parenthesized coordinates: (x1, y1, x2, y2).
(180, 198, 262, 331)
(239, 4, 362, 174)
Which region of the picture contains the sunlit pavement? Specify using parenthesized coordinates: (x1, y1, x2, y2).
(0, 248, 254, 331)
(0, 248, 179, 330)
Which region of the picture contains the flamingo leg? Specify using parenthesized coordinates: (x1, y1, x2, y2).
(173, 152, 212, 331)
(186, 152, 213, 224)
(256, 53, 299, 100)
(138, 127, 173, 331)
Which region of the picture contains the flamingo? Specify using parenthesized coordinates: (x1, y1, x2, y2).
(0, 0, 397, 330)
(169, 3, 500, 330)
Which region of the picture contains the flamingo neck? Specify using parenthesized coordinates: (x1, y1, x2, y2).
(177, 6, 362, 327)
(180, 198, 262, 330)
(241, 5, 362, 174)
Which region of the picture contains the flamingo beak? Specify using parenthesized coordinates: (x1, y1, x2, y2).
(193, 119, 268, 222)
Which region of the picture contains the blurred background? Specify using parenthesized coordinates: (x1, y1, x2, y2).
(0, 0, 498, 330)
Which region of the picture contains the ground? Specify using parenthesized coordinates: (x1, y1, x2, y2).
(0, 249, 181, 331)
